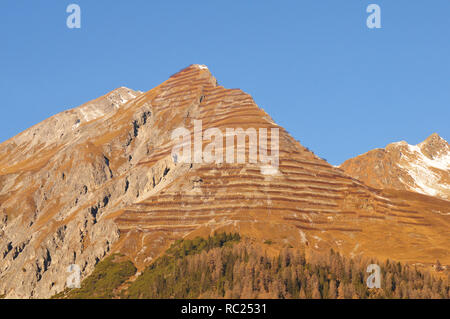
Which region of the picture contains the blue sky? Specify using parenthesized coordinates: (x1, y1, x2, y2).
(0, 0, 449, 165)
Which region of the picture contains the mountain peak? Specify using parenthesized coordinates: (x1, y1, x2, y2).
(420, 132, 447, 147)
(425, 132, 442, 140)
(165, 64, 218, 90)
(192, 64, 209, 70)
(174, 64, 211, 74)
(419, 133, 449, 160)
(340, 134, 450, 200)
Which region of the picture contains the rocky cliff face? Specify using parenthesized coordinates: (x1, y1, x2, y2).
(0, 87, 143, 298)
(340, 134, 450, 200)
(0, 65, 449, 298)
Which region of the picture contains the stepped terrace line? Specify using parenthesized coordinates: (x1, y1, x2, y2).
(171, 119, 279, 170)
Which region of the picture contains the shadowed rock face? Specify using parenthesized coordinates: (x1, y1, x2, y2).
(340, 134, 450, 200)
(0, 65, 449, 298)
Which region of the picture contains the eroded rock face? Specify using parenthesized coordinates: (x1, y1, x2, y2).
(340, 134, 450, 200)
(0, 65, 449, 298)
(0, 87, 144, 298)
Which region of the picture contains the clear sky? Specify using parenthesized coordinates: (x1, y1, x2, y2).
(1, 0, 449, 165)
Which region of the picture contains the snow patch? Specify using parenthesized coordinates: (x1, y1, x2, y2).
(407, 144, 450, 171)
(398, 142, 450, 197)
(405, 162, 440, 196)
(195, 64, 209, 70)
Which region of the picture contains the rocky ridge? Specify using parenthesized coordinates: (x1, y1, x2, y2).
(340, 133, 450, 200)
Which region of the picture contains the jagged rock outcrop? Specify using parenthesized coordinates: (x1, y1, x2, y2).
(0, 65, 448, 298)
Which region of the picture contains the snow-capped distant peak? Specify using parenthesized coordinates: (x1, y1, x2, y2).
(396, 136, 450, 198)
(406, 144, 450, 171)
(340, 133, 450, 201)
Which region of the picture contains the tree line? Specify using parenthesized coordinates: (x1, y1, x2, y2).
(124, 233, 449, 299)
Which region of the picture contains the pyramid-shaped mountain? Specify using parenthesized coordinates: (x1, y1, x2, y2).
(0, 65, 448, 298)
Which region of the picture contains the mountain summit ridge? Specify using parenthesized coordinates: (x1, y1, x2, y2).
(340, 134, 450, 200)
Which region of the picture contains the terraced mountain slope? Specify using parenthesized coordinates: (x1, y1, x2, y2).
(0, 65, 449, 298)
(340, 134, 450, 200)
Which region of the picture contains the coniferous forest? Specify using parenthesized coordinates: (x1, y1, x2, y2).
(55, 233, 449, 299)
